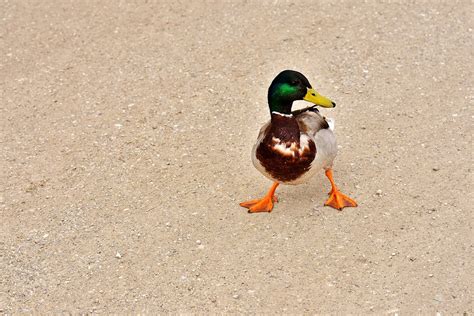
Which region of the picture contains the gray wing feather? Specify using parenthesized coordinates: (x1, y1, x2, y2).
(295, 110, 330, 137)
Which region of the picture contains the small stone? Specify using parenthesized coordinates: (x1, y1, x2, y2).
(376, 189, 382, 196)
(196, 240, 201, 245)
(429, 274, 434, 277)
(232, 294, 240, 299)
(165, 222, 171, 227)
(432, 167, 440, 171)
(115, 252, 122, 259)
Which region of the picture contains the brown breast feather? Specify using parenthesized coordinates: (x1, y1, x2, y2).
(256, 114, 316, 182)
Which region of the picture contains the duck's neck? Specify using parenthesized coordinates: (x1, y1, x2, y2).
(268, 99, 293, 115)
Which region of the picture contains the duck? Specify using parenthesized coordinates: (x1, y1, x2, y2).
(240, 70, 358, 213)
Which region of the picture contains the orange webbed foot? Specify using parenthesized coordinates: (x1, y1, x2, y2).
(240, 195, 275, 213)
(324, 169, 358, 211)
(324, 190, 358, 211)
(239, 195, 278, 208)
(239, 199, 260, 208)
(240, 182, 279, 213)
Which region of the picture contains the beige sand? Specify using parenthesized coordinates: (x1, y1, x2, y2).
(1, 1, 472, 314)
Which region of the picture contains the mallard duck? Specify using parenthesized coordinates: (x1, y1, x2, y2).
(240, 70, 358, 213)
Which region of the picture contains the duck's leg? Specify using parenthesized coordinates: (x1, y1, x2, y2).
(240, 182, 279, 213)
(324, 169, 357, 210)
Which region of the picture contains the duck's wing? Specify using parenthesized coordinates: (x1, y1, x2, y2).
(295, 108, 338, 175)
(295, 108, 332, 137)
(291, 105, 318, 116)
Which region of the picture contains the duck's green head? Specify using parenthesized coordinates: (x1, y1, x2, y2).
(267, 70, 335, 114)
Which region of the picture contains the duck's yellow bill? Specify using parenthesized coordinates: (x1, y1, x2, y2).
(303, 88, 335, 108)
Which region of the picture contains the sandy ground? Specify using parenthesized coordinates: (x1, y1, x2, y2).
(1, 0, 473, 314)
